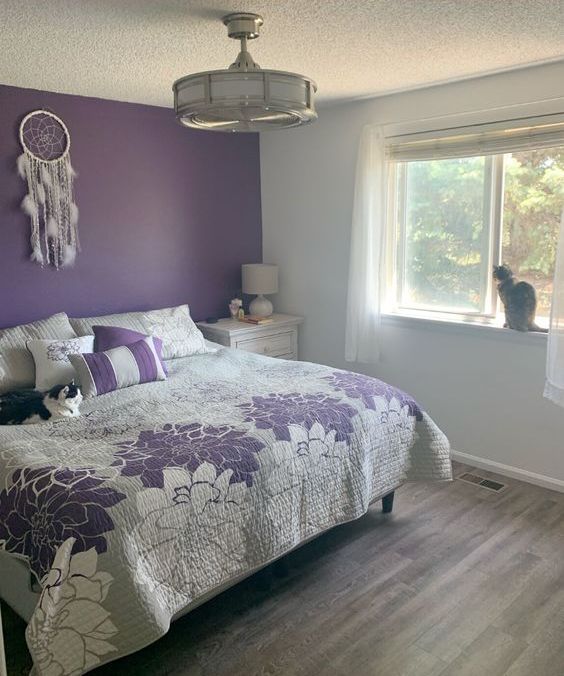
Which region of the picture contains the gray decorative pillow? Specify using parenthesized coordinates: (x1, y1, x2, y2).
(70, 305, 210, 360)
(70, 311, 148, 337)
(0, 313, 77, 394)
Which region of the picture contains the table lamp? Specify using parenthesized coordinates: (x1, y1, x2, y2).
(242, 263, 278, 317)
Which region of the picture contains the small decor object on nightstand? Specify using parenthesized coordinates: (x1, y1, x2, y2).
(229, 298, 242, 319)
(240, 315, 274, 325)
(242, 264, 278, 318)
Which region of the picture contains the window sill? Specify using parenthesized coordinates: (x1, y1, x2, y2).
(382, 311, 548, 345)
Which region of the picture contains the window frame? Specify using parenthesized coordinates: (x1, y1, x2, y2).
(387, 153, 510, 323)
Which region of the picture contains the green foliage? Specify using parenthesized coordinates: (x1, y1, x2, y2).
(502, 149, 564, 315)
(404, 156, 487, 311)
(401, 149, 564, 317)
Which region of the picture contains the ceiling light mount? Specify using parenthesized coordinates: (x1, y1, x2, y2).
(224, 13, 263, 72)
(223, 12, 263, 41)
(173, 12, 317, 132)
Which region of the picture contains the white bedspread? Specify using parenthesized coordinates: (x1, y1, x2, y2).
(0, 348, 451, 675)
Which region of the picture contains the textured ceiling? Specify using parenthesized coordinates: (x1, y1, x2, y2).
(1, 0, 563, 107)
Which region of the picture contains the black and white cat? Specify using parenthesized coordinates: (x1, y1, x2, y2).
(0, 382, 83, 425)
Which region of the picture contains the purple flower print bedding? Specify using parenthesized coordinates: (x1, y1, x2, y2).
(0, 347, 451, 675)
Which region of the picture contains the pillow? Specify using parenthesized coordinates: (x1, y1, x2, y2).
(0, 313, 77, 394)
(93, 325, 168, 373)
(142, 305, 209, 359)
(70, 305, 210, 360)
(70, 311, 150, 337)
(69, 337, 166, 398)
(27, 336, 95, 391)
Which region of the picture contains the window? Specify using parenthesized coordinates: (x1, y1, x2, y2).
(388, 145, 564, 325)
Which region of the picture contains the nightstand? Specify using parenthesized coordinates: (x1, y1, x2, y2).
(197, 314, 303, 360)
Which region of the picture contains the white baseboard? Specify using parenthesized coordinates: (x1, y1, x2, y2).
(451, 449, 564, 494)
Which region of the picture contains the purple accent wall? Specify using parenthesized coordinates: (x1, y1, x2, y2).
(0, 84, 262, 329)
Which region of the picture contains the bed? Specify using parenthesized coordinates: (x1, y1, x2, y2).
(0, 345, 451, 675)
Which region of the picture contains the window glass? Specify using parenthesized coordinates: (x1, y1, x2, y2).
(501, 148, 564, 318)
(401, 157, 489, 313)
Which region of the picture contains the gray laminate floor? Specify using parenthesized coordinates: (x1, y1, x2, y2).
(3, 461, 564, 676)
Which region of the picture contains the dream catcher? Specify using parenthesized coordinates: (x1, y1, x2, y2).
(17, 110, 79, 268)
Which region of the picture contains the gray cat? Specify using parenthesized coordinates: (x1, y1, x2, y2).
(493, 265, 546, 332)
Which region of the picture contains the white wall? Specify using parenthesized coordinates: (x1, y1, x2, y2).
(261, 61, 564, 488)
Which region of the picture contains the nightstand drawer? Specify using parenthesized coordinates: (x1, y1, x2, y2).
(235, 330, 295, 357)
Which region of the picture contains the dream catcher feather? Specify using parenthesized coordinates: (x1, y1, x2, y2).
(18, 110, 79, 268)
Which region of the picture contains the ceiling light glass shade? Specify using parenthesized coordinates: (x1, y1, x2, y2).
(174, 70, 317, 132)
(173, 13, 317, 132)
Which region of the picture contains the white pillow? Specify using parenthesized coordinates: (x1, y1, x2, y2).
(70, 305, 210, 359)
(141, 305, 209, 359)
(27, 335, 95, 391)
(0, 313, 77, 394)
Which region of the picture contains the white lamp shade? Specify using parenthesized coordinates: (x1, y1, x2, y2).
(242, 264, 278, 295)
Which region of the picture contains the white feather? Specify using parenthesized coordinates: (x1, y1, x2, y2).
(40, 166, 53, 187)
(21, 194, 38, 218)
(67, 161, 77, 179)
(16, 153, 28, 179)
(30, 247, 44, 265)
(46, 217, 59, 239)
(70, 203, 79, 227)
(61, 244, 77, 268)
(36, 183, 46, 205)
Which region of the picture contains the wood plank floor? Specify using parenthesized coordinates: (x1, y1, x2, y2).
(3, 461, 564, 676)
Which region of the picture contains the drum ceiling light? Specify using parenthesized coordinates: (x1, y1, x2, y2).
(173, 12, 317, 132)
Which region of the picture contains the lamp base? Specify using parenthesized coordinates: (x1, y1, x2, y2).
(249, 294, 273, 318)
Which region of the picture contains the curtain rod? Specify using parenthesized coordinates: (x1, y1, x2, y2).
(386, 110, 564, 140)
(383, 97, 564, 139)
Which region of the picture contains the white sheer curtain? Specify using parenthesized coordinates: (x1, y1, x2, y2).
(345, 125, 388, 363)
(545, 209, 564, 407)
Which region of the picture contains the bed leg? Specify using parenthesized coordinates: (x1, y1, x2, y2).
(382, 491, 395, 514)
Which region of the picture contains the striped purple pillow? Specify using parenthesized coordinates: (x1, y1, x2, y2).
(69, 337, 166, 398)
(92, 324, 168, 374)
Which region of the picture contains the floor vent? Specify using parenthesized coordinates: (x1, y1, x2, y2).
(457, 472, 506, 492)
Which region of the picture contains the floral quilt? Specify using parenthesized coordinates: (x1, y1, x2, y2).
(0, 348, 451, 675)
